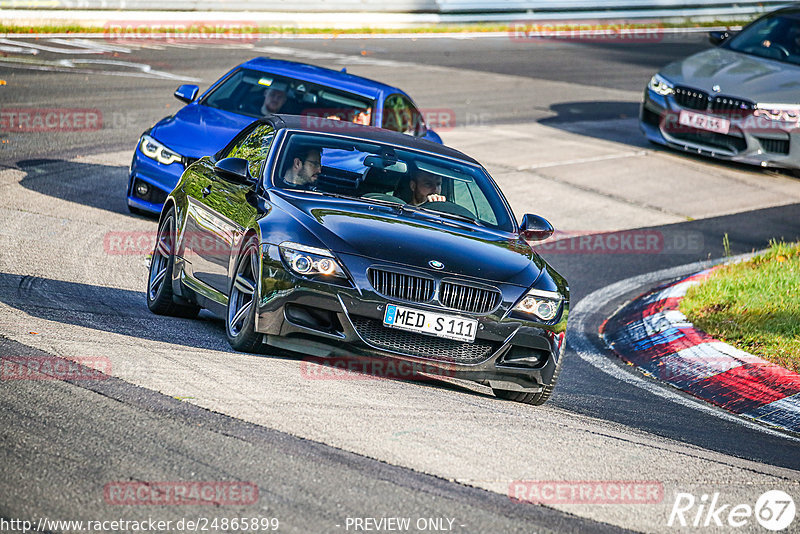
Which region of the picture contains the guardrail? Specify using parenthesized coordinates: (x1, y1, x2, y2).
(0, 0, 794, 15)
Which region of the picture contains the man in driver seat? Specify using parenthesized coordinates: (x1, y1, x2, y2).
(409, 169, 446, 206)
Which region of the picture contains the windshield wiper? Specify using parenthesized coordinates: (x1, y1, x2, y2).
(414, 206, 484, 228)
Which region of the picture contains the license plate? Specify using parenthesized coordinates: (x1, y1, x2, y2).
(678, 110, 730, 134)
(383, 304, 478, 343)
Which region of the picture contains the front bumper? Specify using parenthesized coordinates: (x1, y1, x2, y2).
(254, 246, 568, 392)
(640, 87, 800, 170)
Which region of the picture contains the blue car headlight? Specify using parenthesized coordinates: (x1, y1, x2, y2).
(279, 242, 347, 279)
(513, 289, 563, 322)
(139, 134, 183, 165)
(648, 74, 675, 97)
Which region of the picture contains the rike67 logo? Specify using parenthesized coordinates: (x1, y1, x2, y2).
(668, 490, 796, 531)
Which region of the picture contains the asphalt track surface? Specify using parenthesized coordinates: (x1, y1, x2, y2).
(1, 33, 799, 533)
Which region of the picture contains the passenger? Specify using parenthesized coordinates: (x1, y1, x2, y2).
(282, 145, 322, 190)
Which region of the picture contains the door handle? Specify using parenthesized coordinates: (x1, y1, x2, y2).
(201, 185, 212, 198)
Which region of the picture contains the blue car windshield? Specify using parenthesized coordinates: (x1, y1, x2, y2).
(274, 132, 514, 232)
(201, 68, 375, 123)
(726, 15, 800, 65)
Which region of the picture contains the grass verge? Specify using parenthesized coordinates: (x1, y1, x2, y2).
(680, 241, 800, 373)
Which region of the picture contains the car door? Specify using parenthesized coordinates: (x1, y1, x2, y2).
(184, 123, 275, 295)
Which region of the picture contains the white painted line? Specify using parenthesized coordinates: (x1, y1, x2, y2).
(0, 56, 200, 81)
(48, 37, 132, 54)
(0, 37, 103, 54)
(516, 151, 648, 171)
(569, 253, 800, 442)
(0, 45, 37, 54)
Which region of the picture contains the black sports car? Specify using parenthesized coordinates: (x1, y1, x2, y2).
(146, 115, 569, 405)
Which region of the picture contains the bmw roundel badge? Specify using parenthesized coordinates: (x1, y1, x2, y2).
(428, 260, 444, 270)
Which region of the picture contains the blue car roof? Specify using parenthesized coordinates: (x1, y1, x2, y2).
(239, 57, 400, 100)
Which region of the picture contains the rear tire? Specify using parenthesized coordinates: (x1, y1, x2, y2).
(146, 208, 200, 318)
(225, 237, 264, 353)
(493, 350, 564, 406)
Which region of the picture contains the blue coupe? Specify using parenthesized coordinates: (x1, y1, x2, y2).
(128, 57, 442, 215)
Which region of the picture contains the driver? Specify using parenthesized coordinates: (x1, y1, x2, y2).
(409, 169, 446, 206)
(282, 145, 322, 190)
(260, 85, 288, 115)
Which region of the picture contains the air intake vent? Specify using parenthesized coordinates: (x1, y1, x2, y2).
(757, 137, 790, 155)
(351, 317, 497, 364)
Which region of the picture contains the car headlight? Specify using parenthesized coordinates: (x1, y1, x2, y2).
(754, 103, 800, 123)
(513, 289, 563, 322)
(139, 134, 183, 165)
(648, 74, 674, 96)
(279, 242, 347, 279)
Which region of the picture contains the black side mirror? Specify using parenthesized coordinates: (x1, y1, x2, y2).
(174, 84, 199, 104)
(214, 157, 255, 186)
(519, 214, 554, 242)
(708, 31, 729, 46)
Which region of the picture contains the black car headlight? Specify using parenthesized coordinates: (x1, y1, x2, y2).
(648, 74, 674, 97)
(139, 134, 183, 165)
(513, 289, 563, 322)
(279, 242, 347, 279)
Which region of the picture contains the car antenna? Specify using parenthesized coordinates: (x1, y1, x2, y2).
(340, 67, 347, 73)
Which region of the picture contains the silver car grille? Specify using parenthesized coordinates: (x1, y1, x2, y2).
(368, 268, 434, 303)
(439, 281, 501, 314)
(368, 268, 501, 314)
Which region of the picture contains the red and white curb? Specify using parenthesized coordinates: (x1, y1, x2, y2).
(601, 269, 800, 433)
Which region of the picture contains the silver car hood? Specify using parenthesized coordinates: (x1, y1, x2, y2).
(660, 48, 800, 105)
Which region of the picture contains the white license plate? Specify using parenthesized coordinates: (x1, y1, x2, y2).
(383, 304, 478, 343)
(678, 110, 730, 134)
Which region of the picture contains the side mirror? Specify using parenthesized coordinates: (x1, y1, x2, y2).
(174, 84, 199, 104)
(708, 31, 729, 46)
(214, 157, 255, 186)
(519, 214, 554, 242)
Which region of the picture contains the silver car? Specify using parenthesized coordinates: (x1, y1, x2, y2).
(640, 6, 800, 171)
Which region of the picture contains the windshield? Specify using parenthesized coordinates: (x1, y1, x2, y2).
(274, 132, 514, 232)
(726, 14, 800, 65)
(201, 68, 375, 123)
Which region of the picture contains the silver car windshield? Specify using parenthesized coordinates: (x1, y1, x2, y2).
(727, 15, 800, 66)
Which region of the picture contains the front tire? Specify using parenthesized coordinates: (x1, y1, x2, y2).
(226, 237, 264, 353)
(146, 208, 200, 318)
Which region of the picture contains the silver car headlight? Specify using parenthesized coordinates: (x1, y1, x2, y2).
(139, 134, 183, 165)
(279, 242, 347, 279)
(513, 289, 563, 322)
(754, 103, 800, 123)
(648, 74, 675, 97)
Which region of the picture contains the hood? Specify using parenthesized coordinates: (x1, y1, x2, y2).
(151, 104, 255, 158)
(661, 48, 800, 104)
(275, 192, 540, 287)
